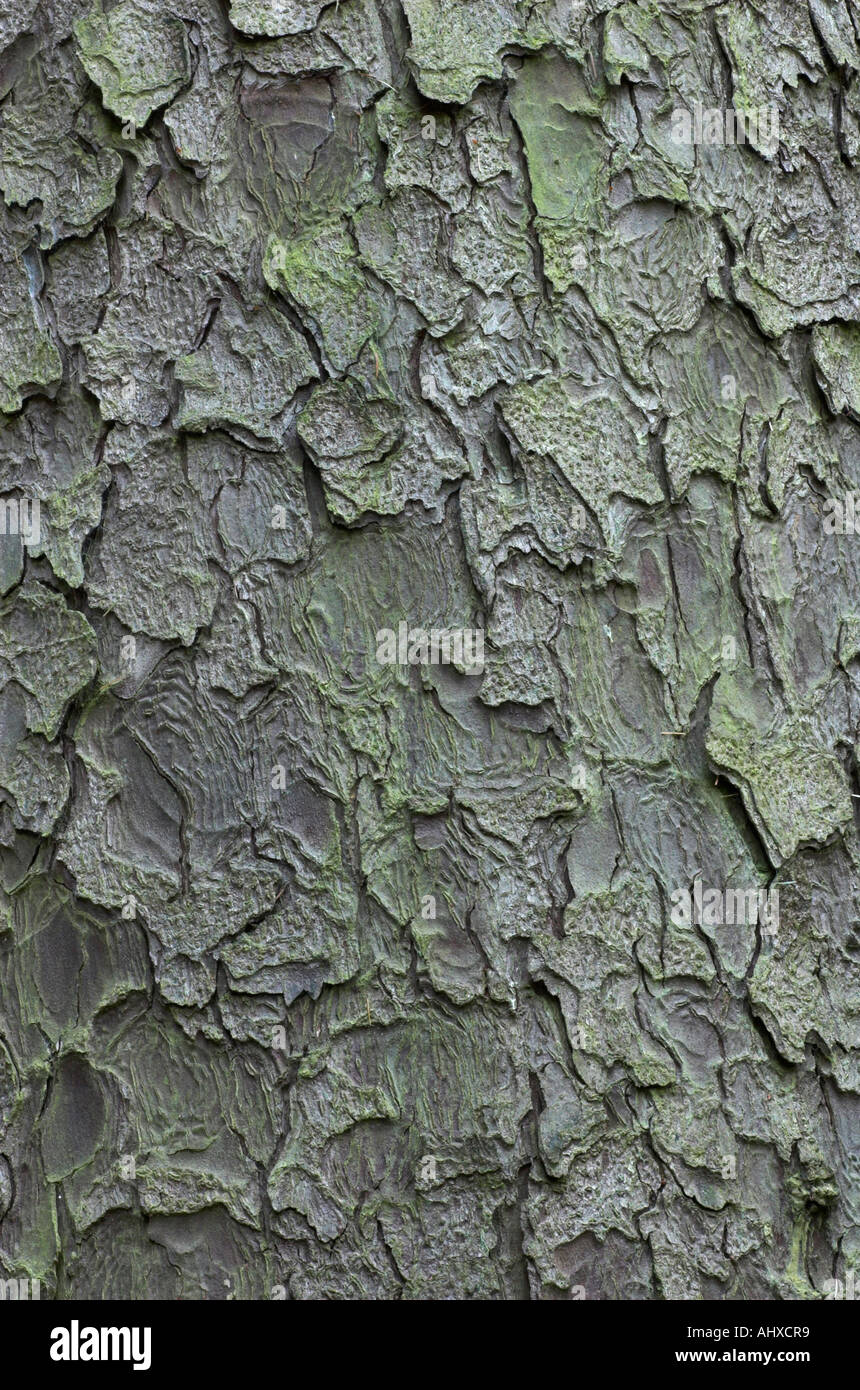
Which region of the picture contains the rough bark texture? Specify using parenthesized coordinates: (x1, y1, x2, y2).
(1, 0, 860, 1302)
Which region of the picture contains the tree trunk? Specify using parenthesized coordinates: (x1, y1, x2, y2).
(0, 0, 857, 1301)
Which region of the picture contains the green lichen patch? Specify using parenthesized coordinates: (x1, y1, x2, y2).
(500, 376, 661, 535)
(229, 0, 328, 38)
(75, 1, 191, 126)
(812, 322, 860, 418)
(706, 667, 853, 864)
(264, 221, 378, 374)
(402, 0, 521, 104)
(0, 582, 97, 739)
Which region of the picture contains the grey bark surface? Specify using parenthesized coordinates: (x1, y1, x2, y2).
(0, 0, 859, 1300)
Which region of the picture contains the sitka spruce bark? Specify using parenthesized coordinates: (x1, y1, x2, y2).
(1, 0, 860, 1303)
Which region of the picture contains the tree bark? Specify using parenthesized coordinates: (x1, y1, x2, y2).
(0, 0, 858, 1300)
